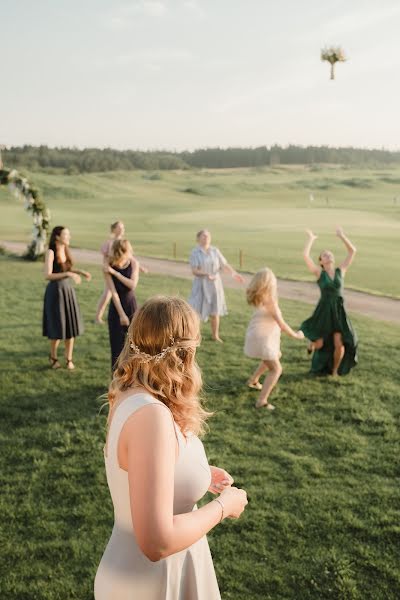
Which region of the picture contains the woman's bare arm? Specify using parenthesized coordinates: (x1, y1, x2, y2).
(70, 267, 91, 280)
(191, 266, 208, 277)
(222, 263, 245, 283)
(44, 250, 79, 282)
(104, 273, 128, 323)
(191, 266, 218, 281)
(122, 405, 246, 562)
(337, 227, 357, 274)
(303, 230, 321, 278)
(107, 258, 139, 290)
(270, 301, 303, 339)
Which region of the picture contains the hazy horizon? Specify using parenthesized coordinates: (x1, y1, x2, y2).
(2, 0, 400, 151)
(3, 142, 400, 154)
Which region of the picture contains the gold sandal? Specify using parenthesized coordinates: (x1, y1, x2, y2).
(247, 380, 262, 390)
(255, 400, 275, 410)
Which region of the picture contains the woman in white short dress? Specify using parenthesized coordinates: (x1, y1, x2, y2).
(244, 268, 304, 410)
(95, 296, 248, 600)
(189, 229, 244, 342)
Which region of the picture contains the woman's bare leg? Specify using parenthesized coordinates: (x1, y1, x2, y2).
(248, 361, 269, 386)
(95, 287, 112, 323)
(49, 339, 61, 368)
(255, 359, 283, 409)
(307, 337, 324, 353)
(65, 337, 75, 369)
(210, 315, 223, 342)
(332, 332, 345, 376)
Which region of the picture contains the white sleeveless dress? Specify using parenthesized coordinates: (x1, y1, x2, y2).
(94, 393, 221, 600)
(244, 306, 281, 360)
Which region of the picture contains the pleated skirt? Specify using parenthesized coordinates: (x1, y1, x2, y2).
(43, 279, 84, 340)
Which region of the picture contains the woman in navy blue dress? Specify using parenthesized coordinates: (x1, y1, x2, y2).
(104, 240, 139, 368)
(43, 226, 91, 369)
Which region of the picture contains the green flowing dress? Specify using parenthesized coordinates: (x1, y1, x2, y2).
(300, 268, 358, 376)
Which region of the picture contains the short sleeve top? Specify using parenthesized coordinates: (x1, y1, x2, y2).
(189, 246, 227, 275)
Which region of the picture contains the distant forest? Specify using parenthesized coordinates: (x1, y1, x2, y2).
(3, 144, 400, 173)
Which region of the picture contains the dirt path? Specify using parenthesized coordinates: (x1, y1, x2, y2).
(2, 240, 399, 324)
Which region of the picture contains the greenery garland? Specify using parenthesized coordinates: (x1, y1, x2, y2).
(0, 168, 50, 259)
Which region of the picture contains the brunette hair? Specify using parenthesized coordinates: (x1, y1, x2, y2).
(246, 267, 277, 307)
(48, 226, 73, 270)
(109, 296, 211, 436)
(109, 239, 132, 266)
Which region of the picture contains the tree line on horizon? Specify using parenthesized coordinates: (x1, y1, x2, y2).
(3, 144, 400, 173)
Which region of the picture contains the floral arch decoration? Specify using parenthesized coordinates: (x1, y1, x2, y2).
(0, 168, 50, 259)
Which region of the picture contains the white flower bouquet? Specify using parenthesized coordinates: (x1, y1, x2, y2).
(321, 46, 347, 80)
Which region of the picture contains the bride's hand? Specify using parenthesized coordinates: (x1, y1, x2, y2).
(208, 466, 234, 494)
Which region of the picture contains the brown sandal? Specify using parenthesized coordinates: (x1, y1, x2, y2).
(49, 355, 61, 369)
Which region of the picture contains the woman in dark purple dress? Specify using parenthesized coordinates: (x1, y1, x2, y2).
(104, 239, 139, 368)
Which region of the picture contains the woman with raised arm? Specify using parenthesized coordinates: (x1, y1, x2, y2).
(95, 296, 248, 599)
(43, 226, 91, 370)
(103, 239, 139, 369)
(189, 229, 244, 342)
(300, 228, 358, 376)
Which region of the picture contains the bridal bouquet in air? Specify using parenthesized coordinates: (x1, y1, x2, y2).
(321, 46, 347, 80)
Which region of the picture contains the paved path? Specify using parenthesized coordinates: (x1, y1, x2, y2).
(2, 240, 399, 324)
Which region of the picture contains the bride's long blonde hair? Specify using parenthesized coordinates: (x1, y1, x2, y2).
(108, 296, 211, 436)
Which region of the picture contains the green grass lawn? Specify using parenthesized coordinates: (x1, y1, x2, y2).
(1, 165, 400, 297)
(0, 256, 399, 599)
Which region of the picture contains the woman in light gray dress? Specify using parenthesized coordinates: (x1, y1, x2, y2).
(189, 230, 244, 342)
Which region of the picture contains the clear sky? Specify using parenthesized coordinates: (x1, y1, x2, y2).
(1, 0, 400, 150)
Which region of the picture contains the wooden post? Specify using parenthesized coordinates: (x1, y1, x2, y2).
(239, 249, 243, 270)
(173, 242, 177, 259)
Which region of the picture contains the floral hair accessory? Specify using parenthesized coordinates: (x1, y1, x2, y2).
(129, 336, 177, 364)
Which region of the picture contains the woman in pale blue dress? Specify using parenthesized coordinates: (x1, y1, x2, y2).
(189, 229, 244, 342)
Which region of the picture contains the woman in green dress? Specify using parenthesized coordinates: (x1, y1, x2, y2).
(300, 228, 358, 376)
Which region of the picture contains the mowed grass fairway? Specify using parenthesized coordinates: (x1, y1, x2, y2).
(1, 165, 400, 297)
(1, 256, 399, 600)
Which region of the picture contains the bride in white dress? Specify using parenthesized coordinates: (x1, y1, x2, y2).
(95, 296, 248, 600)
